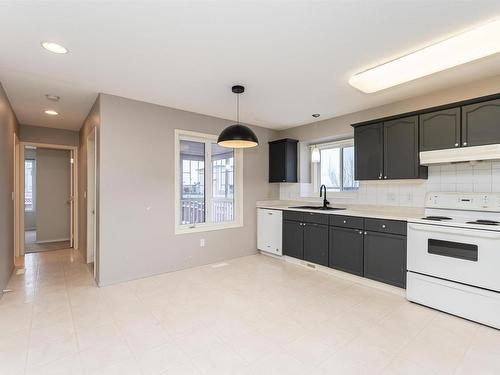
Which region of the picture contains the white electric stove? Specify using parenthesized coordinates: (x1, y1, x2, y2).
(407, 192, 500, 329)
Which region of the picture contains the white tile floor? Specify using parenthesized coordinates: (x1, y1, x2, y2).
(1, 249, 499, 375)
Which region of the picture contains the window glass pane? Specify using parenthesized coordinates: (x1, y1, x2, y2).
(342, 146, 359, 191)
(320, 148, 340, 190)
(211, 143, 234, 223)
(180, 140, 205, 225)
(25, 160, 35, 211)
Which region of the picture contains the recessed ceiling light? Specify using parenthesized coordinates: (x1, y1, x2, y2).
(312, 114, 321, 118)
(349, 18, 500, 93)
(44, 110, 59, 116)
(45, 94, 60, 102)
(41, 41, 68, 54)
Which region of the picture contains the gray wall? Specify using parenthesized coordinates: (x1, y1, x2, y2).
(35, 148, 71, 242)
(98, 94, 278, 285)
(78, 97, 100, 265)
(278, 73, 500, 143)
(20, 124, 79, 146)
(0, 83, 18, 295)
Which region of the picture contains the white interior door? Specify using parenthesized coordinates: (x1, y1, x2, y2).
(86, 129, 97, 269)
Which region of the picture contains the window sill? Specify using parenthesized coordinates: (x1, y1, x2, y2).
(175, 221, 243, 235)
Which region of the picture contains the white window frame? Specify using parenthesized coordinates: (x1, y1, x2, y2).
(311, 138, 358, 193)
(174, 129, 243, 234)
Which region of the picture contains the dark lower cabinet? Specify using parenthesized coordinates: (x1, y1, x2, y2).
(281, 210, 407, 289)
(364, 231, 407, 288)
(283, 220, 303, 259)
(329, 226, 364, 276)
(303, 223, 328, 266)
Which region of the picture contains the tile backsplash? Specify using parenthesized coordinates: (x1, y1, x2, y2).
(279, 160, 500, 207)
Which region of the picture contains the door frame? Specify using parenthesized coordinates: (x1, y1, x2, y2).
(16, 142, 79, 257)
(13, 133, 20, 259)
(86, 128, 97, 277)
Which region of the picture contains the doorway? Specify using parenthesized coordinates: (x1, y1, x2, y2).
(18, 142, 78, 256)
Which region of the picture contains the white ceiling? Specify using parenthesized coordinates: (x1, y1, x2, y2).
(2, 1, 500, 131)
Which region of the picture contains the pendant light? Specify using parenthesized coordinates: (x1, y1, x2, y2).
(217, 85, 259, 148)
(311, 145, 321, 163)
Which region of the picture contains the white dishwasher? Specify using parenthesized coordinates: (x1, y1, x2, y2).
(257, 208, 282, 255)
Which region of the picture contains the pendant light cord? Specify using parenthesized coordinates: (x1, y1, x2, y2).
(236, 93, 240, 124)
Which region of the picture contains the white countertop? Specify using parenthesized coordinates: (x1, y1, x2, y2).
(256, 200, 424, 222)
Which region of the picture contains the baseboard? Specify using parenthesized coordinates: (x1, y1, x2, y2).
(35, 238, 70, 244)
(259, 251, 405, 297)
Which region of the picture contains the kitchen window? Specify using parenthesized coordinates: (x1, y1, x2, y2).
(312, 139, 358, 192)
(174, 129, 243, 234)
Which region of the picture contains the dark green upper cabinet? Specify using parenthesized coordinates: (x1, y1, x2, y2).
(384, 116, 426, 180)
(419, 108, 461, 151)
(354, 123, 383, 180)
(269, 139, 298, 183)
(462, 98, 500, 147)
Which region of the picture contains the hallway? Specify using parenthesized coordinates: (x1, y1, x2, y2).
(24, 230, 71, 253)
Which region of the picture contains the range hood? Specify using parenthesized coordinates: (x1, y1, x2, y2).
(420, 144, 500, 165)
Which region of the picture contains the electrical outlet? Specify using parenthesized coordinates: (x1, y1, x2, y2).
(200, 239, 205, 247)
(387, 192, 397, 202)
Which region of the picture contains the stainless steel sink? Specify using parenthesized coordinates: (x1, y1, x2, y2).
(289, 206, 346, 211)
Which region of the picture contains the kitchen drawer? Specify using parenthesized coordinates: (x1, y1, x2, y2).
(283, 210, 304, 222)
(364, 218, 407, 235)
(302, 211, 329, 225)
(329, 215, 364, 229)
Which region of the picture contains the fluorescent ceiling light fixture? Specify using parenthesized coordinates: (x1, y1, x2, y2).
(41, 41, 68, 54)
(349, 18, 500, 93)
(44, 109, 59, 115)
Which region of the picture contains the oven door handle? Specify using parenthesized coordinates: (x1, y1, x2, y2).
(408, 223, 500, 239)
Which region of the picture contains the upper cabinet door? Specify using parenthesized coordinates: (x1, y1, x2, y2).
(384, 116, 425, 179)
(419, 108, 461, 151)
(354, 123, 383, 180)
(462, 98, 500, 147)
(269, 139, 298, 183)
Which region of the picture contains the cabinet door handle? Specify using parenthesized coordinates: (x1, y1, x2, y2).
(382, 224, 386, 229)
(364, 232, 367, 235)
(378, 173, 382, 179)
(343, 220, 347, 224)
(358, 230, 363, 235)
(384, 176, 387, 179)
(454, 143, 459, 147)
(463, 142, 468, 146)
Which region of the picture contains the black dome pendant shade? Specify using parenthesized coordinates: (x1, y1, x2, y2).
(217, 85, 259, 148)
